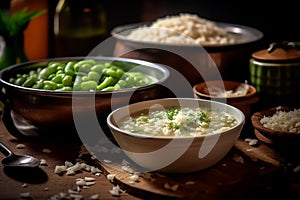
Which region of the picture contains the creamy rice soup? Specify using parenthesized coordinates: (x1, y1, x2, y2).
(119, 106, 238, 137)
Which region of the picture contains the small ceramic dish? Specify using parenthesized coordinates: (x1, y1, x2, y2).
(193, 80, 259, 120)
(251, 106, 300, 144)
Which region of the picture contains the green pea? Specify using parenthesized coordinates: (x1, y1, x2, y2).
(96, 76, 115, 91)
(47, 73, 56, 80)
(64, 61, 75, 76)
(29, 70, 37, 76)
(32, 80, 44, 89)
(21, 74, 29, 78)
(80, 80, 98, 91)
(22, 76, 37, 87)
(125, 75, 134, 85)
(36, 67, 42, 74)
(73, 60, 94, 73)
(56, 69, 64, 75)
(81, 75, 90, 82)
(116, 79, 127, 88)
(87, 71, 101, 81)
(43, 84, 53, 90)
(51, 74, 65, 83)
(115, 69, 125, 78)
(79, 63, 92, 73)
(73, 63, 82, 73)
(91, 64, 105, 73)
(15, 76, 26, 86)
(57, 65, 65, 71)
(38, 68, 52, 80)
(103, 68, 118, 78)
(9, 77, 16, 84)
(139, 78, 151, 86)
(47, 62, 61, 73)
(43, 80, 57, 90)
(62, 75, 73, 86)
(56, 83, 64, 89)
(107, 64, 121, 71)
(73, 76, 82, 91)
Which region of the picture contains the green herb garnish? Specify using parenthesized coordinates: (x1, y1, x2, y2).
(198, 111, 209, 122)
(166, 106, 179, 120)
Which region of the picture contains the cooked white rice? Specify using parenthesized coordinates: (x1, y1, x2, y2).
(260, 107, 300, 133)
(127, 13, 237, 45)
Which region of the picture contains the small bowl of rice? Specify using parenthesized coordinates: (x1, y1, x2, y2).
(251, 106, 300, 144)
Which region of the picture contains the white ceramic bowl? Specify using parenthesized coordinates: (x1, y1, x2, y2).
(107, 98, 245, 173)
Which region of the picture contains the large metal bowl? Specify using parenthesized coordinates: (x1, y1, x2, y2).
(0, 57, 172, 141)
(111, 22, 263, 86)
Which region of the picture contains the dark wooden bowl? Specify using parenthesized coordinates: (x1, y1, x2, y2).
(251, 106, 300, 144)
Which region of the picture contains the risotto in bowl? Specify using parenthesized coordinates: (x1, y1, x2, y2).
(107, 98, 245, 173)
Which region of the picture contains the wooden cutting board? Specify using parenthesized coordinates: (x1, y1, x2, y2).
(82, 138, 284, 200)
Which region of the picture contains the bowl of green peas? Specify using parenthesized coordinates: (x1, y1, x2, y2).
(0, 56, 172, 141)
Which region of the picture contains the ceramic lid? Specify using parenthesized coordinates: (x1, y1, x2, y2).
(252, 41, 300, 62)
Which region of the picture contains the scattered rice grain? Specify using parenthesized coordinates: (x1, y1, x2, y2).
(90, 194, 99, 200)
(40, 159, 48, 166)
(20, 192, 31, 198)
(84, 177, 96, 182)
(42, 148, 52, 153)
(185, 181, 196, 185)
(21, 183, 28, 188)
(106, 174, 115, 181)
(16, 144, 25, 149)
(163, 182, 179, 191)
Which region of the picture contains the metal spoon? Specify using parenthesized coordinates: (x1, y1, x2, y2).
(0, 142, 40, 168)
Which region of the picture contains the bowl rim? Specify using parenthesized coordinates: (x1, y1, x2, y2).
(107, 97, 245, 140)
(0, 56, 170, 95)
(193, 80, 257, 100)
(251, 106, 300, 139)
(111, 21, 263, 51)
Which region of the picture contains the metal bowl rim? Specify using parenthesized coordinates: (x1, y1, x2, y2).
(111, 21, 264, 50)
(0, 56, 170, 95)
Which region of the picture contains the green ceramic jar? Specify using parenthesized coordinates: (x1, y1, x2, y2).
(249, 42, 300, 106)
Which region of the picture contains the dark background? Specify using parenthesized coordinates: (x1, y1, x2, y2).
(103, 0, 300, 48)
(1, 0, 299, 56)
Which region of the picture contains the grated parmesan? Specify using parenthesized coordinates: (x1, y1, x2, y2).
(260, 107, 300, 133)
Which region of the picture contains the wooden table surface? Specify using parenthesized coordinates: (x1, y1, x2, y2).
(0, 113, 299, 200)
(0, 118, 140, 200)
